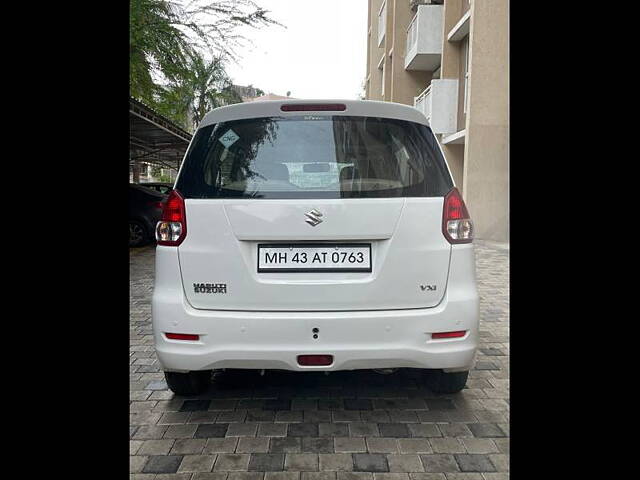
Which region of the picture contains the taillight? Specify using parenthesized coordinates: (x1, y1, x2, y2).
(442, 187, 473, 244)
(155, 190, 186, 246)
(281, 103, 346, 112)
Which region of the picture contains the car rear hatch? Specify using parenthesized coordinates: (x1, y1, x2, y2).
(173, 106, 454, 311)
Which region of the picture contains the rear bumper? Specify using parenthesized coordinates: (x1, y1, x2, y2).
(151, 245, 479, 373)
(153, 298, 478, 373)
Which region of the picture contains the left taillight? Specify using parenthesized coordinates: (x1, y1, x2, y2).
(155, 189, 186, 246)
(442, 187, 474, 244)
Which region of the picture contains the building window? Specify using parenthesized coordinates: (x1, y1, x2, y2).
(462, 38, 470, 114)
(377, 54, 385, 97)
(378, 1, 386, 47)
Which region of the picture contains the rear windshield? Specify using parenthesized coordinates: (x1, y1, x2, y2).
(176, 115, 453, 199)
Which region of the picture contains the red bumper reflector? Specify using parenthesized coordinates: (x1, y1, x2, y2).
(297, 354, 334, 366)
(432, 330, 467, 339)
(165, 333, 199, 341)
(281, 103, 346, 112)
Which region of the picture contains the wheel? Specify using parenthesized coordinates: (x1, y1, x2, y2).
(425, 369, 469, 394)
(129, 220, 148, 247)
(164, 370, 212, 396)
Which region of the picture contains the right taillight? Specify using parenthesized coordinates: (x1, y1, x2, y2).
(442, 187, 474, 244)
(155, 190, 186, 246)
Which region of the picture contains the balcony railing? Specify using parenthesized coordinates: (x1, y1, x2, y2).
(404, 4, 443, 71)
(413, 79, 458, 134)
(414, 84, 432, 122)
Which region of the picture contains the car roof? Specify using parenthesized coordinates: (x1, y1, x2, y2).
(130, 183, 166, 197)
(198, 99, 429, 130)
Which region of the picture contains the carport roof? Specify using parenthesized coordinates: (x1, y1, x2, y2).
(129, 96, 192, 170)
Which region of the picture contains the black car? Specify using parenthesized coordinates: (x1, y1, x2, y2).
(129, 184, 166, 247)
(139, 182, 174, 195)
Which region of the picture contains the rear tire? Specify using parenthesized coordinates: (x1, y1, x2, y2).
(129, 220, 148, 247)
(164, 370, 211, 396)
(425, 369, 468, 394)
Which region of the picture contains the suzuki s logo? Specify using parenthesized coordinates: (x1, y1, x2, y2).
(305, 209, 324, 227)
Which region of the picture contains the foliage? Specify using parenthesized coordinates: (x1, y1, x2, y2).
(155, 52, 244, 131)
(130, 0, 190, 102)
(130, 0, 279, 127)
(157, 173, 174, 183)
(245, 84, 265, 98)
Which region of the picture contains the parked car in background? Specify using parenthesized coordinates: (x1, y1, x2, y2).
(153, 100, 478, 396)
(140, 182, 174, 195)
(129, 184, 166, 247)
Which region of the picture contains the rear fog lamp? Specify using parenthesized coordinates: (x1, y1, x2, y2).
(297, 354, 334, 366)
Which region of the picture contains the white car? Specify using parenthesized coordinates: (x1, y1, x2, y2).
(153, 99, 478, 396)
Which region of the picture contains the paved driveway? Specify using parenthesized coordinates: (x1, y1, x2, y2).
(130, 241, 509, 480)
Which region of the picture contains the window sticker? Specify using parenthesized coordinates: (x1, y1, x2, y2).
(219, 129, 240, 148)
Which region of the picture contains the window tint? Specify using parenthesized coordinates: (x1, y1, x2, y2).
(176, 116, 453, 199)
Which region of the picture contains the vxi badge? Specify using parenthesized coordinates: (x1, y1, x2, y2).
(193, 283, 227, 294)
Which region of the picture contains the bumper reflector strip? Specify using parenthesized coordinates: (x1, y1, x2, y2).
(432, 330, 467, 339)
(165, 333, 200, 341)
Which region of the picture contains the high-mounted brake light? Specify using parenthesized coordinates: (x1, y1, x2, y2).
(432, 330, 467, 339)
(281, 103, 346, 112)
(442, 187, 473, 244)
(165, 333, 199, 341)
(155, 190, 187, 246)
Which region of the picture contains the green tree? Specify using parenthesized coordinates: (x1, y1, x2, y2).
(155, 51, 244, 131)
(130, 0, 279, 107)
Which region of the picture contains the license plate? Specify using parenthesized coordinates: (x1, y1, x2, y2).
(258, 243, 372, 273)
